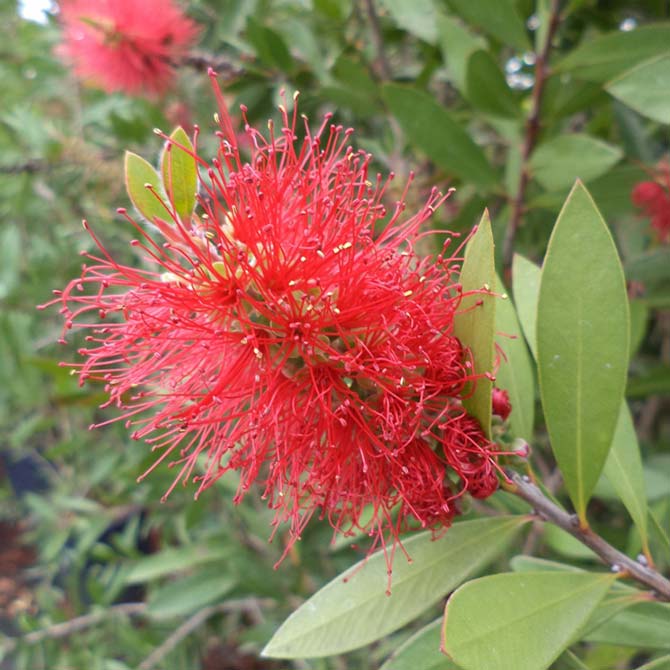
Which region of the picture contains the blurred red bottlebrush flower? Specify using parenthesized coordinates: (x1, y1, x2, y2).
(631, 162, 670, 243)
(57, 0, 199, 96)
(44, 71, 505, 572)
(491, 387, 511, 422)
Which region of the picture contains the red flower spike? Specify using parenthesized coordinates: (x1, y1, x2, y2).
(44, 74, 506, 575)
(492, 387, 512, 421)
(57, 0, 199, 96)
(631, 163, 670, 243)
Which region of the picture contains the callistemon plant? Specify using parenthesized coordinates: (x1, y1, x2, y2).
(57, 0, 199, 96)
(45, 71, 506, 570)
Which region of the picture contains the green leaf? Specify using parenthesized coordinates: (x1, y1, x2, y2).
(509, 555, 646, 636)
(380, 619, 460, 670)
(635, 654, 670, 670)
(437, 14, 486, 92)
(556, 650, 590, 670)
(556, 24, 670, 82)
(124, 545, 231, 585)
(537, 181, 629, 521)
(465, 50, 520, 119)
(494, 275, 535, 440)
(380, 0, 442, 43)
(606, 54, 670, 124)
(602, 402, 649, 552)
(529, 135, 622, 191)
(444, 0, 530, 51)
(382, 85, 497, 189)
(585, 601, 670, 650)
(246, 17, 294, 72)
(453, 212, 496, 437)
(626, 249, 670, 284)
(442, 571, 615, 670)
(630, 300, 650, 358)
(543, 524, 598, 561)
(161, 127, 197, 222)
(650, 503, 670, 563)
(627, 366, 670, 398)
(124, 151, 169, 224)
(262, 516, 527, 658)
(512, 254, 541, 360)
(147, 570, 236, 619)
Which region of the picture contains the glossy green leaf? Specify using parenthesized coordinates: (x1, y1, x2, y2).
(453, 212, 496, 437)
(494, 275, 535, 440)
(380, 619, 460, 670)
(602, 402, 649, 552)
(607, 54, 670, 124)
(161, 127, 197, 222)
(442, 571, 615, 670)
(444, 0, 530, 51)
(529, 135, 622, 191)
(512, 254, 541, 360)
(124, 151, 169, 224)
(147, 570, 235, 619)
(537, 181, 629, 521)
(262, 516, 527, 658)
(556, 24, 670, 82)
(380, 0, 441, 43)
(585, 601, 670, 650)
(124, 545, 231, 585)
(635, 653, 670, 670)
(465, 50, 520, 119)
(382, 85, 497, 189)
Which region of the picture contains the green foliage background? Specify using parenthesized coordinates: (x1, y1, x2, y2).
(1, 0, 670, 668)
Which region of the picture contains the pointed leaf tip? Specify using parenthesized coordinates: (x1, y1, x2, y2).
(537, 182, 629, 520)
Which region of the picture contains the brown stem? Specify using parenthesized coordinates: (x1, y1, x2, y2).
(502, 0, 563, 272)
(507, 470, 670, 601)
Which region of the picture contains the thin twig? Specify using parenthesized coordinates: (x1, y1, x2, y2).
(363, 0, 391, 80)
(137, 598, 273, 670)
(506, 470, 670, 601)
(0, 160, 47, 174)
(2, 602, 147, 653)
(502, 0, 563, 272)
(181, 52, 244, 80)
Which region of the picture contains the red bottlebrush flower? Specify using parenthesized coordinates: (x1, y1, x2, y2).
(631, 163, 670, 243)
(57, 0, 199, 96)
(491, 387, 511, 421)
(45, 72, 504, 571)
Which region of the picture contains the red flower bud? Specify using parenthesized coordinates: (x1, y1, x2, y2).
(492, 387, 512, 421)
